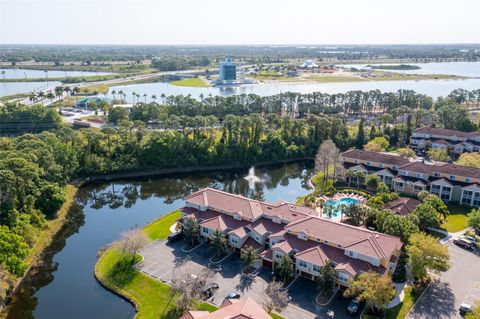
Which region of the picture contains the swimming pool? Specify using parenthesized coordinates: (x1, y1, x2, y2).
(323, 197, 359, 219)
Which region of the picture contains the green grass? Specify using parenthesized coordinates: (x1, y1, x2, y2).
(144, 210, 181, 240)
(269, 312, 287, 319)
(385, 286, 417, 319)
(170, 77, 210, 87)
(441, 204, 471, 233)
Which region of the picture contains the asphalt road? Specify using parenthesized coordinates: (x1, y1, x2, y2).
(407, 243, 480, 319)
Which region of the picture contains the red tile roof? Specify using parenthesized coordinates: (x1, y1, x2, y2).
(285, 217, 402, 259)
(383, 197, 421, 216)
(180, 298, 271, 319)
(185, 188, 263, 220)
(342, 149, 410, 167)
(413, 127, 480, 139)
(242, 237, 261, 250)
(200, 214, 249, 233)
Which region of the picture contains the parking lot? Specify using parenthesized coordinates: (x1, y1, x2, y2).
(408, 243, 480, 319)
(137, 239, 365, 318)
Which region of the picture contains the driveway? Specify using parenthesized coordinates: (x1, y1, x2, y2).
(408, 243, 480, 319)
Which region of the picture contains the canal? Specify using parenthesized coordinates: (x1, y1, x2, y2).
(5, 161, 314, 319)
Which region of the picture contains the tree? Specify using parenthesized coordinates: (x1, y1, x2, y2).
(427, 149, 450, 162)
(35, 184, 66, 218)
(364, 137, 389, 152)
(108, 107, 129, 124)
(468, 209, 480, 235)
(343, 204, 367, 226)
(457, 152, 480, 168)
(276, 254, 294, 283)
(316, 261, 336, 297)
(344, 271, 396, 312)
(0, 225, 29, 276)
(465, 300, 480, 319)
(183, 217, 200, 246)
(117, 229, 149, 261)
(356, 118, 365, 148)
(208, 229, 227, 258)
(263, 281, 290, 313)
(315, 139, 339, 184)
(413, 203, 442, 230)
(396, 147, 416, 159)
(407, 232, 449, 282)
(241, 246, 260, 269)
(365, 174, 381, 193)
(422, 194, 449, 220)
(354, 170, 365, 189)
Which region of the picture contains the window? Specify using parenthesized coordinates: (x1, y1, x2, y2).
(230, 237, 238, 244)
(416, 173, 422, 178)
(450, 175, 456, 180)
(202, 227, 209, 234)
(312, 265, 320, 272)
(413, 185, 423, 193)
(462, 190, 473, 205)
(366, 161, 371, 166)
(473, 192, 480, 207)
(379, 163, 384, 168)
(255, 235, 260, 241)
(466, 177, 472, 183)
(275, 252, 283, 259)
(298, 260, 307, 268)
(324, 240, 328, 244)
(392, 165, 398, 170)
(355, 160, 359, 164)
(431, 184, 441, 196)
(434, 172, 440, 177)
(348, 251, 354, 257)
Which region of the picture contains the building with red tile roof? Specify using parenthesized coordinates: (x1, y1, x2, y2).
(180, 297, 271, 319)
(181, 188, 402, 287)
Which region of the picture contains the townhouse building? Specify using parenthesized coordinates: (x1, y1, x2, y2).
(181, 188, 402, 287)
(339, 149, 480, 207)
(410, 127, 480, 155)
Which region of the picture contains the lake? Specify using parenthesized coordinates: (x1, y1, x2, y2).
(107, 78, 480, 103)
(0, 68, 113, 79)
(5, 162, 313, 319)
(0, 81, 62, 97)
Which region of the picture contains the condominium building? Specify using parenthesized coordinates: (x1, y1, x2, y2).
(410, 127, 480, 155)
(181, 188, 402, 287)
(180, 297, 271, 319)
(338, 149, 480, 207)
(219, 58, 237, 82)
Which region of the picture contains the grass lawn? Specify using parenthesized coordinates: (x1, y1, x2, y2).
(441, 204, 472, 233)
(170, 77, 210, 88)
(144, 210, 181, 240)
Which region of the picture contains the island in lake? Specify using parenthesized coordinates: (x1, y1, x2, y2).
(368, 64, 422, 70)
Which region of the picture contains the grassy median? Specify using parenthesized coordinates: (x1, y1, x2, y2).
(170, 78, 210, 87)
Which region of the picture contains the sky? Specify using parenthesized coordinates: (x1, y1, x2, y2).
(1, 0, 480, 45)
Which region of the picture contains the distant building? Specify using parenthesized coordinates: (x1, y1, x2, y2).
(219, 58, 236, 82)
(299, 60, 318, 68)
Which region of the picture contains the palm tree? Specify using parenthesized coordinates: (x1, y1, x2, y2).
(143, 93, 147, 103)
(276, 254, 294, 284)
(111, 89, 117, 100)
(117, 90, 124, 102)
(28, 92, 37, 103)
(151, 94, 157, 103)
(132, 91, 137, 104)
(44, 70, 48, 83)
(1, 70, 5, 80)
(241, 246, 260, 271)
(37, 91, 45, 101)
(208, 230, 227, 259)
(46, 92, 55, 105)
(183, 217, 200, 246)
(354, 171, 365, 189)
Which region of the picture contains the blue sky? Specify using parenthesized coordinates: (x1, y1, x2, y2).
(1, 0, 479, 44)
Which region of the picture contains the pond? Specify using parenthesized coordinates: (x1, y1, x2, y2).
(5, 161, 314, 319)
(0, 68, 113, 79)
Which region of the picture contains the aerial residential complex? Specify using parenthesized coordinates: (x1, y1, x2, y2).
(410, 127, 480, 155)
(339, 149, 480, 207)
(181, 188, 402, 287)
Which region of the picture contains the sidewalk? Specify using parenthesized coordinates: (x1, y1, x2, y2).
(386, 267, 412, 309)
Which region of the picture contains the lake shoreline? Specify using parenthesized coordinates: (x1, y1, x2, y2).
(73, 157, 314, 187)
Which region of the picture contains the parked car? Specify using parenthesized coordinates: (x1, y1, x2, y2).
(224, 292, 240, 300)
(464, 236, 478, 243)
(167, 231, 183, 242)
(454, 238, 474, 249)
(201, 282, 219, 299)
(347, 298, 361, 314)
(459, 303, 473, 316)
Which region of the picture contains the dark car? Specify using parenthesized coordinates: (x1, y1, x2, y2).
(201, 283, 219, 299)
(454, 238, 474, 249)
(459, 303, 472, 316)
(167, 231, 183, 242)
(224, 292, 240, 300)
(347, 298, 361, 314)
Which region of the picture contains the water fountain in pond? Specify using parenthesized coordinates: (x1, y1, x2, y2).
(244, 166, 263, 188)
